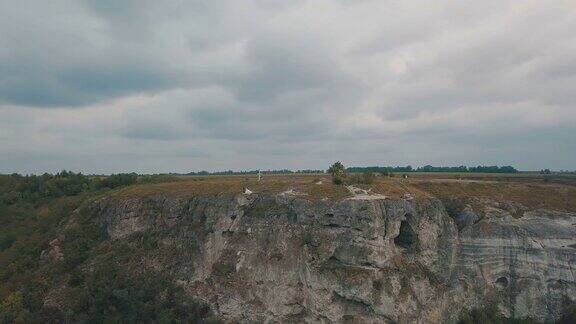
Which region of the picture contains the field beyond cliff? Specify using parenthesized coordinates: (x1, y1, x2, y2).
(114, 172, 576, 212)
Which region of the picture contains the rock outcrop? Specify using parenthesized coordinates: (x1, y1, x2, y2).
(79, 192, 576, 323)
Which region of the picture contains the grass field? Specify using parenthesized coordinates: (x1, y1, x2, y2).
(111, 172, 576, 212)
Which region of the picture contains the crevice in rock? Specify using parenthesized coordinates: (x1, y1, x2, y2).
(322, 223, 350, 229)
(332, 291, 374, 314)
(394, 218, 417, 249)
(372, 280, 383, 291)
(495, 276, 509, 288)
(328, 255, 340, 262)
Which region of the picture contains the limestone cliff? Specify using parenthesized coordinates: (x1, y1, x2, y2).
(78, 190, 576, 323)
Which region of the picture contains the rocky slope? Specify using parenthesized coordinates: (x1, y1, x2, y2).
(32, 182, 576, 323)
(51, 187, 576, 323)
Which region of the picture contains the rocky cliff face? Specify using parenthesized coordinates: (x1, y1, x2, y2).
(82, 190, 576, 323)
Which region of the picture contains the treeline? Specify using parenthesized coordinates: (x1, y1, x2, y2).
(346, 165, 518, 174)
(0, 171, 177, 205)
(187, 165, 519, 175)
(187, 169, 323, 176)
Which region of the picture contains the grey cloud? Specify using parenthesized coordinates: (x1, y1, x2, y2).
(122, 125, 183, 141)
(0, 1, 227, 108)
(1, 0, 575, 173)
(230, 32, 350, 103)
(188, 101, 331, 141)
(0, 61, 180, 108)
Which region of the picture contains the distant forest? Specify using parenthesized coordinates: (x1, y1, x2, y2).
(12, 165, 576, 179)
(347, 165, 519, 174)
(187, 169, 323, 176)
(187, 165, 519, 175)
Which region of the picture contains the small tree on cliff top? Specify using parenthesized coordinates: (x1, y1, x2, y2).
(328, 162, 346, 185)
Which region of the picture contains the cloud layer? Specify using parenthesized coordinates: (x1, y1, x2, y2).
(1, 0, 575, 173)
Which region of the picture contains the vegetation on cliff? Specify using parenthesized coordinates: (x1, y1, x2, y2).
(0, 172, 215, 323)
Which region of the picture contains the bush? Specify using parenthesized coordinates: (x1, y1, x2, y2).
(332, 175, 344, 185)
(328, 162, 347, 185)
(0, 171, 90, 204)
(93, 173, 138, 190)
(347, 172, 375, 185)
(0, 233, 16, 251)
(0, 291, 32, 323)
(72, 259, 215, 323)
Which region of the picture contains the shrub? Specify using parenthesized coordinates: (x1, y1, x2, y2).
(72, 259, 215, 323)
(0, 291, 32, 323)
(347, 172, 375, 185)
(93, 173, 138, 190)
(0, 233, 16, 251)
(332, 175, 344, 185)
(328, 162, 347, 185)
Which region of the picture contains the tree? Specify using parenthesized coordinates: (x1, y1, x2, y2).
(328, 162, 345, 176)
(328, 162, 346, 185)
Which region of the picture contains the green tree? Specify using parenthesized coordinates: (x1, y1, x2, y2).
(328, 162, 346, 185)
(328, 162, 345, 177)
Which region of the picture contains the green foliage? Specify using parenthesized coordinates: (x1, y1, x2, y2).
(0, 171, 214, 323)
(0, 291, 32, 323)
(347, 165, 413, 173)
(347, 165, 519, 174)
(328, 162, 346, 177)
(328, 162, 347, 185)
(187, 169, 323, 175)
(0, 171, 89, 205)
(332, 176, 344, 185)
(137, 174, 179, 185)
(348, 172, 376, 185)
(60, 219, 104, 272)
(92, 173, 138, 190)
(0, 234, 15, 252)
(328, 162, 376, 185)
(0, 171, 145, 208)
(69, 259, 214, 323)
(380, 170, 393, 177)
(0, 194, 86, 285)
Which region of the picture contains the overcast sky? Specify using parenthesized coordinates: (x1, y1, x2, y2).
(1, 0, 575, 174)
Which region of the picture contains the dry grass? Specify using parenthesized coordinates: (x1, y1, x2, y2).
(410, 180, 576, 212)
(111, 174, 350, 201)
(109, 173, 576, 212)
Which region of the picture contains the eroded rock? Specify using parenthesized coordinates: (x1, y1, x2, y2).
(74, 193, 576, 323)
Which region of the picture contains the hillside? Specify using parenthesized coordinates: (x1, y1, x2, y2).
(1, 173, 576, 323)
